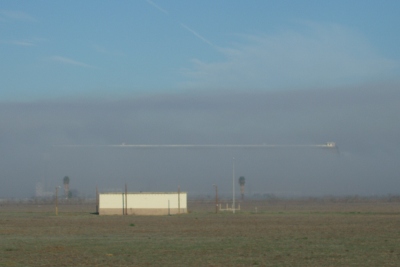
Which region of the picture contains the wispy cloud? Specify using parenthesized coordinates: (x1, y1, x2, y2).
(181, 24, 214, 47)
(1, 40, 35, 46)
(93, 44, 125, 56)
(50, 56, 97, 69)
(1, 37, 45, 47)
(93, 45, 107, 54)
(13, 41, 35, 46)
(181, 23, 398, 90)
(145, 0, 168, 14)
(0, 10, 36, 22)
(145, 1, 214, 48)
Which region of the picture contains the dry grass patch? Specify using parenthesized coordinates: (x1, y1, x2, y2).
(1, 202, 400, 266)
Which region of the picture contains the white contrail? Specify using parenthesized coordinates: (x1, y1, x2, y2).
(145, 0, 168, 14)
(181, 23, 214, 46)
(144, 0, 214, 48)
(55, 142, 336, 149)
(50, 56, 97, 69)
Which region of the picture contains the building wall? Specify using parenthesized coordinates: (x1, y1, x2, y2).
(99, 192, 187, 215)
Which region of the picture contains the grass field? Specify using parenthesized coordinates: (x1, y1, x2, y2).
(1, 200, 400, 266)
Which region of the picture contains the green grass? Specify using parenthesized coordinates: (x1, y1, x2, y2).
(1, 203, 400, 266)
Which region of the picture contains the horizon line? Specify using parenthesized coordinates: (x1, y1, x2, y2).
(54, 142, 337, 149)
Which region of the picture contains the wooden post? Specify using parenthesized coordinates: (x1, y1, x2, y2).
(122, 193, 125, 215)
(55, 187, 58, 216)
(214, 184, 218, 213)
(96, 185, 99, 214)
(178, 186, 180, 214)
(125, 183, 128, 215)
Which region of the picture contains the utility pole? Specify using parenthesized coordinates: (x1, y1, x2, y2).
(178, 185, 181, 214)
(96, 185, 99, 214)
(125, 183, 128, 215)
(55, 186, 59, 216)
(213, 184, 218, 213)
(233, 157, 235, 214)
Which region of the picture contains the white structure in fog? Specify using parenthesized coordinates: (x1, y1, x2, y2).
(35, 182, 53, 198)
(99, 192, 187, 215)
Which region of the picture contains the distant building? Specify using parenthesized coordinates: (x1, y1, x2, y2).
(99, 192, 187, 215)
(35, 182, 53, 198)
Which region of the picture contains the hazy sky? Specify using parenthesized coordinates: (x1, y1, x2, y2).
(1, 1, 400, 198)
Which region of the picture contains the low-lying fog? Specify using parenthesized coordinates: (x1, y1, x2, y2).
(1, 84, 399, 198)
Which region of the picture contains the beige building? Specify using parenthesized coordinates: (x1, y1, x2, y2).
(99, 192, 187, 215)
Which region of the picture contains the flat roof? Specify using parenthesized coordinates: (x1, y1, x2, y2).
(100, 192, 187, 194)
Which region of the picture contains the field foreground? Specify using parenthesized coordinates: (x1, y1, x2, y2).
(1, 201, 400, 266)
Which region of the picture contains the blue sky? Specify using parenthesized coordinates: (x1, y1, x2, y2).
(1, 0, 399, 101)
